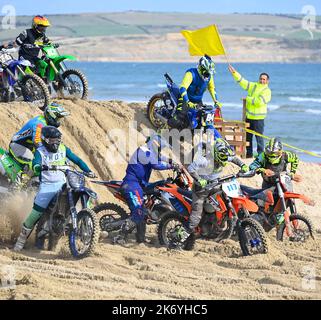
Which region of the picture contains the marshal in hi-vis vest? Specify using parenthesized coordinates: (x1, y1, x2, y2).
(233, 71, 272, 120)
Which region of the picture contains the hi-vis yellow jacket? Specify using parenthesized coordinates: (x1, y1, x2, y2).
(233, 71, 271, 120)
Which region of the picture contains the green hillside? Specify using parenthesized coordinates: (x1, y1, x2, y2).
(1, 11, 321, 47)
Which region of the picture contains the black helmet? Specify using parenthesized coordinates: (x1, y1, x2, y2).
(41, 126, 62, 153)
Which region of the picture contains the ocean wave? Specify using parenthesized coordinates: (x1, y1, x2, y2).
(306, 109, 321, 115)
(157, 83, 167, 88)
(268, 104, 280, 111)
(289, 96, 321, 103)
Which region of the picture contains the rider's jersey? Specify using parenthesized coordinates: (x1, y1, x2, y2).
(16, 28, 50, 61)
(123, 146, 172, 187)
(249, 151, 299, 184)
(33, 144, 91, 183)
(188, 149, 245, 182)
(179, 68, 216, 103)
(11, 115, 47, 151)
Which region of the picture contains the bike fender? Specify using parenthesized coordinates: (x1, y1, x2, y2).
(284, 192, 315, 206)
(53, 55, 77, 65)
(232, 197, 259, 212)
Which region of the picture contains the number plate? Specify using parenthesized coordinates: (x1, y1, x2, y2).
(222, 179, 241, 197)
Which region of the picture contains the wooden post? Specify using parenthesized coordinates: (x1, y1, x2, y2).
(242, 98, 246, 122)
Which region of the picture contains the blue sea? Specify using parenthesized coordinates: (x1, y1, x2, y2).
(71, 62, 321, 163)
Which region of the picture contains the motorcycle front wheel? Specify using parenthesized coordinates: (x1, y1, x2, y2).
(276, 214, 314, 242)
(59, 69, 88, 99)
(69, 208, 99, 259)
(238, 218, 269, 256)
(147, 93, 167, 128)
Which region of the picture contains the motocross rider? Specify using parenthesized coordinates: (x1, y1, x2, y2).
(168, 55, 222, 136)
(169, 138, 248, 249)
(6, 102, 69, 186)
(16, 15, 51, 67)
(249, 137, 301, 189)
(14, 126, 96, 251)
(116, 134, 180, 245)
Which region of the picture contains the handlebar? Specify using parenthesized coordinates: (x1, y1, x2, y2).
(41, 165, 96, 178)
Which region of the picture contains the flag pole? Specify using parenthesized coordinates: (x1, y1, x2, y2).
(215, 25, 231, 66)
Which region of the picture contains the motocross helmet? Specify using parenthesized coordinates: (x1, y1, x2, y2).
(41, 126, 62, 153)
(213, 138, 235, 167)
(198, 55, 215, 80)
(32, 15, 50, 35)
(44, 102, 70, 128)
(265, 137, 283, 164)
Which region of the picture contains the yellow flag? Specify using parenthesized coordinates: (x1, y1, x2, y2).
(181, 25, 226, 56)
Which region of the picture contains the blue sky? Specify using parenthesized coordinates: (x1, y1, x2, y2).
(0, 0, 321, 15)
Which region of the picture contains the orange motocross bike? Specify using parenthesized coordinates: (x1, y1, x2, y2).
(157, 171, 269, 256)
(241, 171, 315, 243)
(91, 167, 193, 235)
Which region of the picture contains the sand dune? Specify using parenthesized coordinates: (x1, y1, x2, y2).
(0, 99, 320, 299)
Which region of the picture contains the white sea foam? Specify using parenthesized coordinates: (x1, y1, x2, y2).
(289, 96, 321, 103)
(306, 109, 321, 115)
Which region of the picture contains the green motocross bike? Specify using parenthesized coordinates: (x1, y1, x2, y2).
(33, 43, 88, 101)
(0, 147, 38, 196)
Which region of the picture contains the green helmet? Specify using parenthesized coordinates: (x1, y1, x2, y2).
(265, 137, 283, 164)
(44, 102, 70, 128)
(198, 55, 215, 80)
(213, 138, 235, 167)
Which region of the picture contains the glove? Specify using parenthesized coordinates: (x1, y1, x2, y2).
(187, 101, 197, 109)
(87, 171, 97, 178)
(197, 178, 208, 188)
(41, 165, 49, 171)
(53, 43, 60, 48)
(240, 164, 249, 173)
(172, 162, 181, 171)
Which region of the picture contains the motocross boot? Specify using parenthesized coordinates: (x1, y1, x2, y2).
(135, 221, 147, 243)
(113, 218, 136, 245)
(168, 225, 192, 250)
(14, 225, 32, 251)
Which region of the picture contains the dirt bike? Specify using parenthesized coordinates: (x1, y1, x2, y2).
(241, 171, 315, 243)
(158, 171, 269, 256)
(0, 147, 39, 196)
(24, 43, 88, 101)
(147, 73, 222, 139)
(35, 165, 99, 259)
(91, 167, 193, 239)
(0, 46, 50, 109)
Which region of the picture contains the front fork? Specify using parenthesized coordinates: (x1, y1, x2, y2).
(67, 189, 78, 231)
(276, 182, 293, 237)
